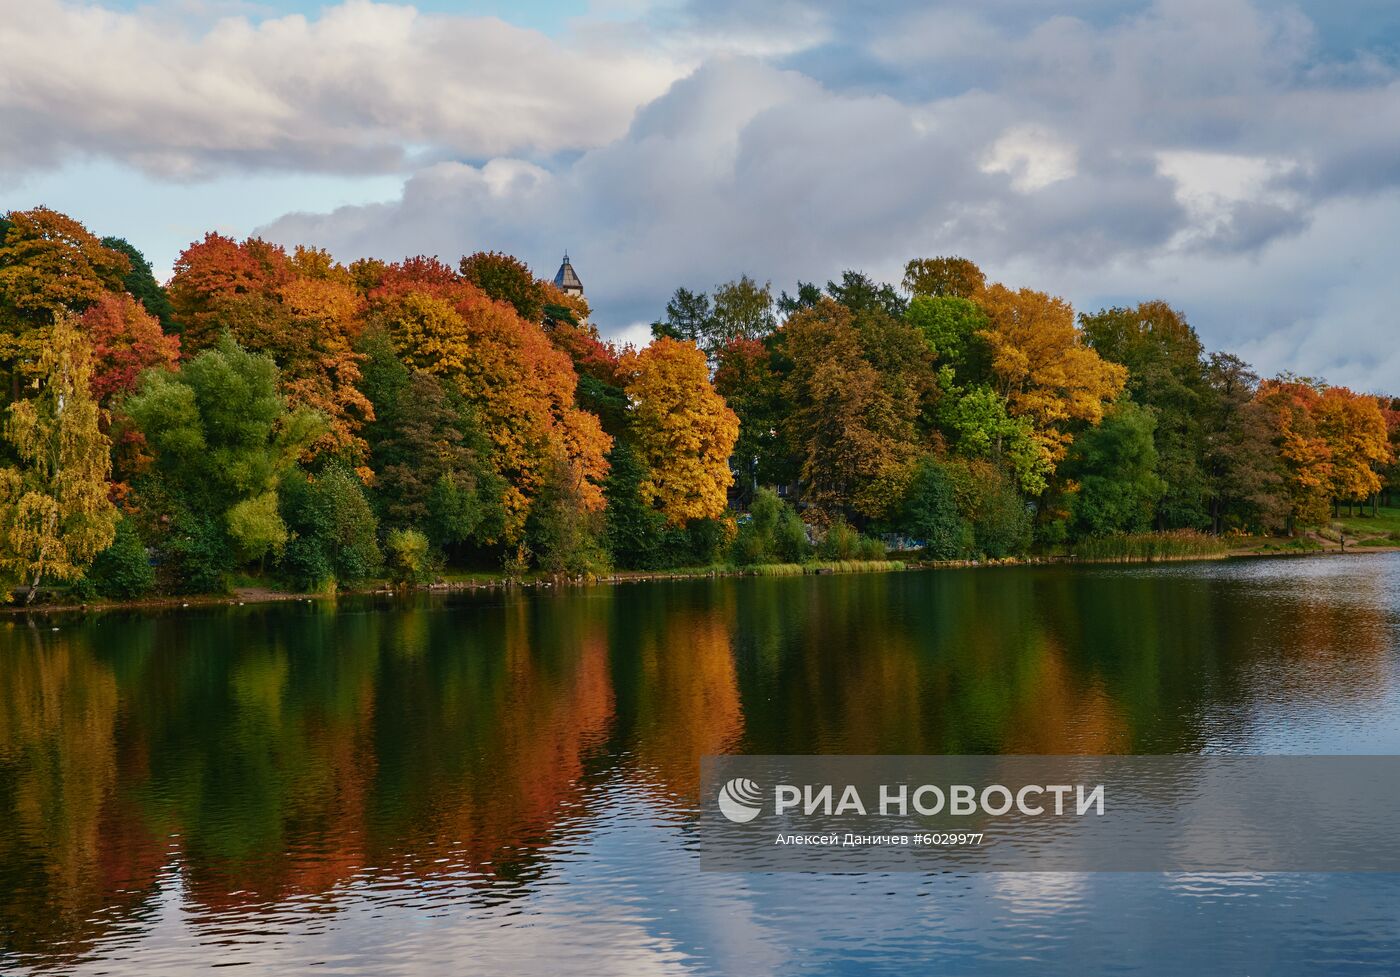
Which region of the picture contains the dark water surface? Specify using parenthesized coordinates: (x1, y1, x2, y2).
(3, 554, 1400, 975)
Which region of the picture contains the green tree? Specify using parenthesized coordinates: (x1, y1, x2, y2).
(0, 315, 119, 601)
(125, 335, 324, 587)
(459, 251, 544, 322)
(359, 339, 503, 550)
(710, 276, 775, 352)
(1081, 302, 1209, 529)
(906, 295, 988, 376)
(826, 270, 906, 318)
(527, 450, 607, 575)
(385, 527, 433, 585)
(900, 457, 972, 560)
(1065, 401, 1166, 536)
(651, 287, 712, 345)
(603, 440, 667, 570)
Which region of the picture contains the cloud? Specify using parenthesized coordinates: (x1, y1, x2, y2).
(0, 0, 684, 179)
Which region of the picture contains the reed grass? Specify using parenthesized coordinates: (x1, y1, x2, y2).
(1071, 531, 1227, 563)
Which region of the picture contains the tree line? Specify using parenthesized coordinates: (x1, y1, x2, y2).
(0, 206, 1393, 601)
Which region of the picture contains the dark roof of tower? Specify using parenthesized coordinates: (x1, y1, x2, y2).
(553, 253, 582, 291)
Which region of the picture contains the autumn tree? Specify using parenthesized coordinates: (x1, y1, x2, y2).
(976, 284, 1126, 483)
(903, 256, 986, 299)
(1312, 386, 1391, 513)
(0, 315, 118, 601)
(169, 237, 372, 467)
(372, 265, 611, 541)
(167, 233, 291, 350)
(0, 208, 129, 324)
(622, 338, 739, 525)
(1201, 353, 1287, 533)
(0, 209, 131, 396)
(1254, 378, 1333, 530)
(782, 299, 928, 520)
(79, 293, 181, 404)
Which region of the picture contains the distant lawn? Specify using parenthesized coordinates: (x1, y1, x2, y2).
(1336, 504, 1400, 541)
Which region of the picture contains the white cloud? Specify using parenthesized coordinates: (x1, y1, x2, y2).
(0, 0, 685, 178)
(981, 126, 1078, 192)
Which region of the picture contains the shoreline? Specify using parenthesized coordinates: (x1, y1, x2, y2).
(7, 543, 1397, 618)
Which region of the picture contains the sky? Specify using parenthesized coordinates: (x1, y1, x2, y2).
(3, 0, 1400, 388)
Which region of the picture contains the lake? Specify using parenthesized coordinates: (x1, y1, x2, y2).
(3, 554, 1400, 975)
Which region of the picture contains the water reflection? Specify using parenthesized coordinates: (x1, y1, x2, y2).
(1, 554, 1399, 975)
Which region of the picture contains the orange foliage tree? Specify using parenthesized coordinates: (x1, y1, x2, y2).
(1254, 378, 1333, 528)
(371, 262, 611, 538)
(79, 293, 180, 404)
(976, 284, 1126, 479)
(621, 338, 738, 525)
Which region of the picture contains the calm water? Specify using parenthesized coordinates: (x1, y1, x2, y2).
(3, 555, 1400, 975)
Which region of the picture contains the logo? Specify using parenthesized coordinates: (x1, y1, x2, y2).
(717, 777, 763, 823)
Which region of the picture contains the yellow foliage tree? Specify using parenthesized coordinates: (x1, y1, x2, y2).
(976, 284, 1126, 476)
(0, 315, 119, 601)
(1312, 386, 1391, 506)
(622, 338, 739, 525)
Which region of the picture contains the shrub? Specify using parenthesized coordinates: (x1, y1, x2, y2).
(385, 528, 434, 585)
(87, 517, 155, 600)
(900, 458, 972, 560)
(227, 491, 288, 564)
(973, 477, 1032, 558)
(528, 452, 607, 575)
(280, 467, 382, 590)
(160, 511, 232, 594)
(819, 518, 864, 560)
(774, 508, 811, 563)
(857, 536, 886, 561)
(685, 517, 731, 566)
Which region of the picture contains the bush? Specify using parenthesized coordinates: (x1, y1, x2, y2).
(900, 459, 972, 560)
(774, 508, 812, 563)
(819, 518, 864, 560)
(227, 491, 288, 563)
(385, 528, 434, 585)
(857, 536, 886, 561)
(279, 468, 382, 590)
(685, 517, 731, 566)
(160, 511, 232, 594)
(973, 477, 1033, 558)
(528, 452, 607, 575)
(87, 517, 155, 600)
